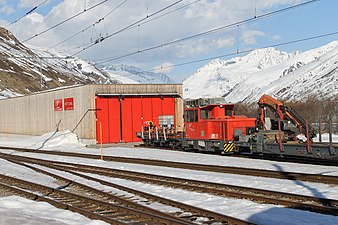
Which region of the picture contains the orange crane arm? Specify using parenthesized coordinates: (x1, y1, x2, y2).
(257, 94, 316, 140)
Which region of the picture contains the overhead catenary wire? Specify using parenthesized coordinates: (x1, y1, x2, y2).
(5, 0, 49, 28)
(4, 31, 338, 71)
(94, 0, 320, 65)
(137, 0, 202, 27)
(47, 0, 128, 51)
(4, 0, 331, 70)
(148, 31, 338, 72)
(70, 0, 184, 56)
(63, 0, 201, 55)
(22, 0, 111, 43)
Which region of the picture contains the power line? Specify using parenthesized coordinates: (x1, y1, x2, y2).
(94, 0, 320, 65)
(47, 0, 128, 51)
(3, 31, 338, 71)
(148, 31, 338, 72)
(5, 0, 49, 28)
(22, 0, 111, 43)
(63, 0, 201, 56)
(137, 0, 202, 27)
(71, 0, 184, 56)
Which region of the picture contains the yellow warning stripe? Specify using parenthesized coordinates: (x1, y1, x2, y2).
(223, 141, 235, 152)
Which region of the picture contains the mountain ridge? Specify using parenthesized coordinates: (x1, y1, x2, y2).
(0, 27, 174, 99)
(183, 41, 338, 103)
(1, 27, 337, 103)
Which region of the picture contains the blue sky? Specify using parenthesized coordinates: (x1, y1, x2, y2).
(1, 0, 337, 82)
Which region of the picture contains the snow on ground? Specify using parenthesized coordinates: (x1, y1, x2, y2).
(0, 196, 108, 225)
(0, 131, 337, 225)
(313, 133, 338, 142)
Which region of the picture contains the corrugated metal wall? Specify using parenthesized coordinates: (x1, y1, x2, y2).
(0, 84, 183, 144)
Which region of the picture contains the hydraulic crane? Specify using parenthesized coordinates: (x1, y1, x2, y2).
(256, 94, 316, 141)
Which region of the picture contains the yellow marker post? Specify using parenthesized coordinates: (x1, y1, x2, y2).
(100, 122, 103, 160)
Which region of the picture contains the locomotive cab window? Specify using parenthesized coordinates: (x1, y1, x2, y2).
(200, 109, 210, 119)
(225, 107, 234, 117)
(185, 109, 198, 122)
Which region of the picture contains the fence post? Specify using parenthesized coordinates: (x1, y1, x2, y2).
(277, 119, 283, 153)
(100, 122, 103, 160)
(306, 119, 311, 154)
(318, 118, 322, 143)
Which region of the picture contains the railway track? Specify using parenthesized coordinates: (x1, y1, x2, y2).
(0, 174, 188, 225)
(0, 146, 337, 185)
(1, 153, 337, 216)
(0, 154, 255, 225)
(135, 144, 338, 166)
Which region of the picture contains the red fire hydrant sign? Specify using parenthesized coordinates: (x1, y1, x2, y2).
(64, 97, 74, 110)
(54, 99, 63, 111)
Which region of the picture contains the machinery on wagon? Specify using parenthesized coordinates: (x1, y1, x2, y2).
(256, 94, 316, 142)
(137, 95, 337, 159)
(251, 95, 336, 159)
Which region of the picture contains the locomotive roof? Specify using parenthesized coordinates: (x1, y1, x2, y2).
(184, 97, 232, 108)
(185, 103, 235, 109)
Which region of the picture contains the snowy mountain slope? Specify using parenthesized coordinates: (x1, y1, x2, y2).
(0, 27, 96, 96)
(100, 64, 176, 84)
(224, 41, 338, 103)
(0, 27, 174, 98)
(243, 54, 337, 101)
(183, 41, 338, 103)
(183, 47, 298, 99)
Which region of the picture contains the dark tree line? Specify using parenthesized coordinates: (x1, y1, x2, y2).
(235, 95, 338, 133)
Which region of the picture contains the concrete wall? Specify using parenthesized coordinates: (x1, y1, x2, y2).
(0, 85, 91, 138)
(0, 84, 183, 143)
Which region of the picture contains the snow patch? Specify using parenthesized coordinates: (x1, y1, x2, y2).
(29, 130, 85, 149)
(0, 196, 108, 225)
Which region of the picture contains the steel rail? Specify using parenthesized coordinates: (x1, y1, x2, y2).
(0, 182, 128, 225)
(1, 152, 337, 216)
(2, 156, 255, 225)
(52, 161, 338, 216)
(136, 144, 338, 166)
(0, 146, 336, 185)
(0, 174, 167, 224)
(0, 164, 196, 225)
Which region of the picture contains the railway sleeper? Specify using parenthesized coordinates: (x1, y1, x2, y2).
(72, 203, 98, 209)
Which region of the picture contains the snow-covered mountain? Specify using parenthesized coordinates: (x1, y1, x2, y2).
(100, 64, 175, 84)
(0, 27, 174, 99)
(183, 42, 338, 103)
(2, 26, 337, 103)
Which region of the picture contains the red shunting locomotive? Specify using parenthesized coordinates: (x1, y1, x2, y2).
(138, 97, 256, 153)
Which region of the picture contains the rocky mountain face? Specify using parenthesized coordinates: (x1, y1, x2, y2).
(0, 27, 174, 99)
(183, 42, 338, 103)
(0, 27, 94, 98)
